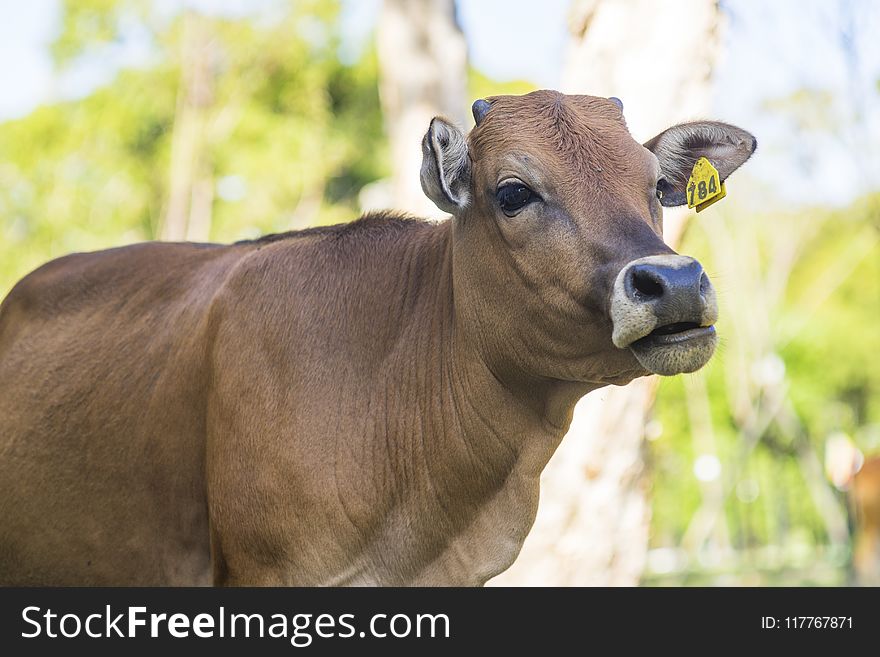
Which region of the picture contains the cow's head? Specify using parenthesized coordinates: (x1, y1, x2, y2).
(420, 90, 755, 384)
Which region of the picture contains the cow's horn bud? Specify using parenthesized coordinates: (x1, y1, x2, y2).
(472, 99, 491, 126)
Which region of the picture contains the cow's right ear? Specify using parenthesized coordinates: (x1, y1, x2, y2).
(644, 121, 757, 207)
(420, 117, 471, 214)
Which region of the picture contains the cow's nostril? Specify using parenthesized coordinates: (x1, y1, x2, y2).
(700, 271, 710, 295)
(630, 268, 664, 300)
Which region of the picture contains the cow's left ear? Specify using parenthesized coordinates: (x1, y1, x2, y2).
(644, 121, 757, 207)
(420, 117, 471, 214)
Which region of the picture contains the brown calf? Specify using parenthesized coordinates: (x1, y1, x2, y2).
(0, 91, 755, 585)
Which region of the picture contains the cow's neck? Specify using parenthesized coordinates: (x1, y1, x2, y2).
(367, 219, 596, 584)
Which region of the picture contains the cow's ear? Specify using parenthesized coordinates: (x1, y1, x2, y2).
(644, 121, 757, 207)
(420, 117, 471, 214)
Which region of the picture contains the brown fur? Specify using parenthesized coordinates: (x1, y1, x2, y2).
(0, 91, 753, 585)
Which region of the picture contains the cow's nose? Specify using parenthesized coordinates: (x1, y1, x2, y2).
(609, 254, 718, 349)
(624, 258, 710, 326)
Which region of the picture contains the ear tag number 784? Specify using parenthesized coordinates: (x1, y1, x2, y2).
(687, 157, 726, 212)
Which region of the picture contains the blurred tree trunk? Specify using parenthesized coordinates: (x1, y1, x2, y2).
(376, 0, 468, 217)
(160, 12, 215, 242)
(491, 0, 723, 586)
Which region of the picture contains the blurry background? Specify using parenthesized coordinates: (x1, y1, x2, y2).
(1, 0, 878, 585)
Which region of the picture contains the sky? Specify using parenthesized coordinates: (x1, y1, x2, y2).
(1, 0, 878, 207)
(0, 2, 56, 121)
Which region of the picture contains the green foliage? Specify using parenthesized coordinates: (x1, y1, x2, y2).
(648, 195, 880, 583)
(763, 88, 837, 133)
(0, 1, 386, 297)
(467, 68, 536, 103)
(782, 213, 880, 436)
(52, 0, 149, 67)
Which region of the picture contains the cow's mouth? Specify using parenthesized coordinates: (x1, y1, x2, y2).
(632, 322, 715, 348)
(628, 322, 717, 376)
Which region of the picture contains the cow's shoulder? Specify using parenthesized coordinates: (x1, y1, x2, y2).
(233, 210, 434, 249)
(213, 211, 444, 316)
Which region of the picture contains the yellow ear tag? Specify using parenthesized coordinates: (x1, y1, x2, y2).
(687, 157, 726, 212)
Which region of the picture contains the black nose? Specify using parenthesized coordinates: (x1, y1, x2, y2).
(625, 259, 710, 325)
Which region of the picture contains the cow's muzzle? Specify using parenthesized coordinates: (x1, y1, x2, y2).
(609, 255, 718, 375)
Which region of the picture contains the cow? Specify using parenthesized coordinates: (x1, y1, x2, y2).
(826, 437, 880, 585)
(0, 90, 756, 585)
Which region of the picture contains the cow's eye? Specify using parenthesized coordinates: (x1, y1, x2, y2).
(655, 177, 669, 200)
(496, 183, 536, 216)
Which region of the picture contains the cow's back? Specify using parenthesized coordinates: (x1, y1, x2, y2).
(0, 241, 246, 584)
